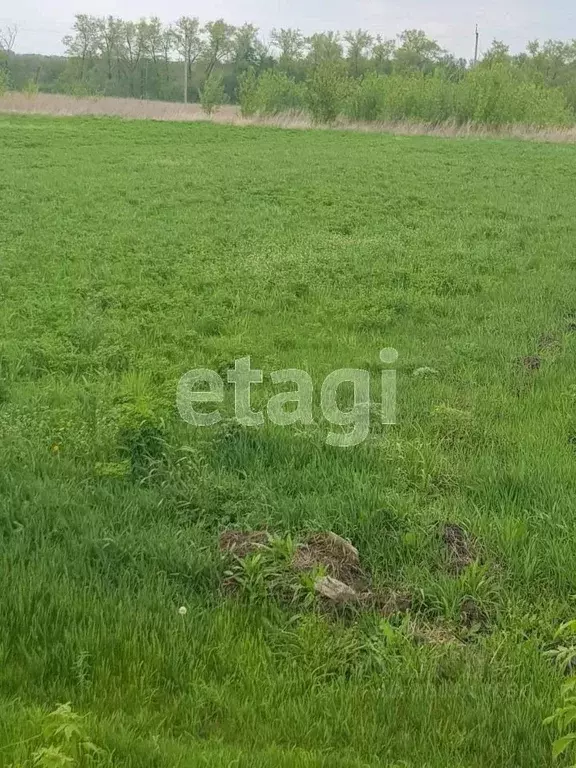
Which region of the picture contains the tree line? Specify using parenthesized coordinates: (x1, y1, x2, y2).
(1, 18, 470, 101)
(2, 16, 576, 126)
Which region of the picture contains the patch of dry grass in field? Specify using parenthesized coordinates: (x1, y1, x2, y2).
(2, 90, 576, 143)
(0, 92, 238, 122)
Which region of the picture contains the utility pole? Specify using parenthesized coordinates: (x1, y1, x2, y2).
(474, 24, 479, 66)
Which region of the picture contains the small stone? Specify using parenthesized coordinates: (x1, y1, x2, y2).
(314, 576, 357, 604)
(324, 532, 359, 562)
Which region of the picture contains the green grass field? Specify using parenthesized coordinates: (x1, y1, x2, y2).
(2, 115, 576, 767)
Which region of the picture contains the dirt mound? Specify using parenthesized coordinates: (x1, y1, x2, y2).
(218, 529, 413, 614)
(292, 532, 367, 590)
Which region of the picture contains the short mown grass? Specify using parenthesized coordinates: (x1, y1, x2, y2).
(2, 115, 576, 766)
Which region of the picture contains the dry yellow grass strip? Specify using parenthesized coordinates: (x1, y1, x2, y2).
(2, 91, 576, 144)
(0, 92, 236, 122)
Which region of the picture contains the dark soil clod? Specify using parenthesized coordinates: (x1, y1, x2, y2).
(520, 355, 541, 371)
(460, 598, 486, 628)
(441, 523, 477, 574)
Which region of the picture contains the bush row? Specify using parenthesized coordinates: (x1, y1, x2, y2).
(238, 63, 574, 127)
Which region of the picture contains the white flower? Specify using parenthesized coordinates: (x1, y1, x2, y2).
(178, 606, 187, 616)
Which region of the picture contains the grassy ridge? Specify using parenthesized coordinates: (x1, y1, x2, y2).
(2, 116, 576, 766)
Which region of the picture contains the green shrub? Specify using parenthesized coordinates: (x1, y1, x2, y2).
(237, 68, 259, 117)
(306, 61, 352, 123)
(458, 65, 525, 124)
(60, 80, 101, 98)
(345, 73, 387, 121)
(343, 67, 573, 127)
(418, 73, 456, 122)
(8, 703, 106, 767)
(455, 64, 573, 126)
(0, 69, 8, 97)
(379, 74, 451, 123)
(254, 71, 304, 115)
(200, 73, 226, 117)
(22, 79, 39, 97)
(523, 83, 573, 126)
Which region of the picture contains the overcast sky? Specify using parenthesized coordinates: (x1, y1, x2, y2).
(2, 0, 573, 60)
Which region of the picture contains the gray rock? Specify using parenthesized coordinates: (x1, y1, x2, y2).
(314, 576, 357, 604)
